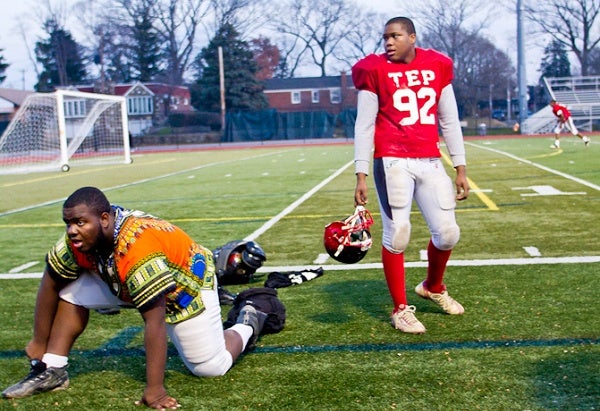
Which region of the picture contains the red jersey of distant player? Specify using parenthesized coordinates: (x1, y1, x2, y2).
(352, 48, 454, 159)
(552, 102, 571, 121)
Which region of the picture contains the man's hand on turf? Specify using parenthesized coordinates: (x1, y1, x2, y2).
(135, 390, 181, 409)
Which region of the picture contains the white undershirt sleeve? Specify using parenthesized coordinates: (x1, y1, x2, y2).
(438, 84, 466, 168)
(354, 90, 378, 175)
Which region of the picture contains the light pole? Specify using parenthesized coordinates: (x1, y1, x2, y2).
(517, 0, 528, 132)
(489, 83, 493, 126)
(218, 46, 226, 133)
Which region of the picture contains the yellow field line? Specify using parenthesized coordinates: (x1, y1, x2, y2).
(440, 151, 499, 211)
(0, 207, 498, 229)
(528, 148, 563, 159)
(1, 151, 496, 226)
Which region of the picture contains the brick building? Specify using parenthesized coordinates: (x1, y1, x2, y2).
(263, 72, 356, 114)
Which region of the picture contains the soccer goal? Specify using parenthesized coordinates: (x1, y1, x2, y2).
(0, 89, 131, 174)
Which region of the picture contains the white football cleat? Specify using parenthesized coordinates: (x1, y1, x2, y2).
(390, 305, 426, 334)
(415, 281, 465, 315)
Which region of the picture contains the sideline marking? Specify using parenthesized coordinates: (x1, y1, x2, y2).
(529, 149, 563, 159)
(254, 255, 600, 273)
(440, 151, 499, 211)
(9, 261, 39, 273)
(466, 176, 499, 210)
(3, 255, 599, 279)
(523, 247, 542, 257)
(313, 253, 330, 264)
(466, 141, 600, 192)
(513, 185, 586, 196)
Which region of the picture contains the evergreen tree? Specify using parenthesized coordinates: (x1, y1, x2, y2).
(0, 49, 8, 85)
(129, 4, 162, 82)
(586, 48, 600, 75)
(192, 23, 267, 111)
(539, 39, 571, 80)
(35, 19, 87, 92)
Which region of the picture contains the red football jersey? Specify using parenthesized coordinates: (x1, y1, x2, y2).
(552, 103, 571, 120)
(352, 48, 454, 159)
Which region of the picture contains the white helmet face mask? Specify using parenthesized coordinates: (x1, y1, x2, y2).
(324, 206, 374, 264)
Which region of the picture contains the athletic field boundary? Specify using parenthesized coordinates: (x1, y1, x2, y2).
(1, 255, 599, 279)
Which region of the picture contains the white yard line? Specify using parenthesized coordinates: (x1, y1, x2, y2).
(5, 143, 599, 279)
(0, 150, 286, 217)
(244, 160, 354, 242)
(466, 141, 600, 192)
(255, 255, 600, 273)
(3, 255, 599, 279)
(1, 155, 355, 279)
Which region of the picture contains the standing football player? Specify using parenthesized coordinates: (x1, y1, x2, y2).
(549, 99, 590, 149)
(352, 17, 469, 334)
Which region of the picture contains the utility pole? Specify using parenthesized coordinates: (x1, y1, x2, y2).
(218, 46, 226, 133)
(488, 83, 493, 126)
(517, 0, 528, 132)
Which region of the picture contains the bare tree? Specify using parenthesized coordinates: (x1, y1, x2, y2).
(73, 0, 115, 89)
(16, 21, 42, 81)
(274, 34, 309, 78)
(155, 0, 210, 85)
(272, 0, 353, 77)
(17, 0, 72, 84)
(525, 0, 600, 75)
(333, 10, 387, 69)
(409, 0, 517, 117)
(414, 0, 492, 61)
(462, 35, 516, 117)
(207, 0, 275, 37)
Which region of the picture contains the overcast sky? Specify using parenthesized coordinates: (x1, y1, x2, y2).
(0, 0, 544, 91)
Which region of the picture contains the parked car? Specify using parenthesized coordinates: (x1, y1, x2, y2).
(492, 109, 507, 121)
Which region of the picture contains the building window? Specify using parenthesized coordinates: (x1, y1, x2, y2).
(63, 100, 86, 118)
(330, 88, 341, 104)
(291, 91, 301, 104)
(127, 96, 153, 115)
(311, 90, 320, 103)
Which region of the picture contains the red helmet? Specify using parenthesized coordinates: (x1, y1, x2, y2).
(324, 206, 374, 264)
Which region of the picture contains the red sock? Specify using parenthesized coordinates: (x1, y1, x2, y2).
(426, 239, 452, 293)
(381, 246, 407, 310)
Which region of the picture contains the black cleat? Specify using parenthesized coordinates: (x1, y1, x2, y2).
(2, 359, 69, 399)
(236, 304, 267, 351)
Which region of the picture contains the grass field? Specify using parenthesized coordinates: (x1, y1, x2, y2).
(0, 135, 598, 410)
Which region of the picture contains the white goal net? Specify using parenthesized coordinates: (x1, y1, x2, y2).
(0, 89, 131, 174)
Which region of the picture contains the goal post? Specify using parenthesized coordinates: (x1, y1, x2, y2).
(0, 89, 131, 174)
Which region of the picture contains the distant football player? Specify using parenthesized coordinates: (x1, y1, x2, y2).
(549, 99, 590, 148)
(2, 186, 271, 409)
(352, 17, 469, 334)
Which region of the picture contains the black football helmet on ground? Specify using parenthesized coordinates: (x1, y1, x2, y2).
(213, 240, 267, 284)
(324, 206, 374, 264)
